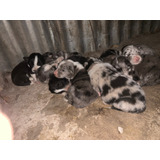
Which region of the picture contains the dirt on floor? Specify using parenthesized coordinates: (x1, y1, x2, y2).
(1, 32, 160, 140)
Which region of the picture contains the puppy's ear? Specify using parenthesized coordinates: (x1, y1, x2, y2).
(23, 57, 29, 62)
(130, 55, 142, 65)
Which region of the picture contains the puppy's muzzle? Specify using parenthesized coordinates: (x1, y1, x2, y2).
(54, 70, 58, 77)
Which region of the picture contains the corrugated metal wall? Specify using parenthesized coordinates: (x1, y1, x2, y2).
(0, 20, 160, 72)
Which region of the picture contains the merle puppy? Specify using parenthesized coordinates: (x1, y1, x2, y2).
(11, 53, 45, 86)
(121, 44, 154, 65)
(36, 57, 64, 83)
(54, 59, 98, 108)
(121, 44, 160, 86)
(133, 54, 160, 86)
(99, 49, 140, 82)
(87, 59, 146, 113)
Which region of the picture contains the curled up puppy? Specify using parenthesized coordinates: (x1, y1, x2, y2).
(54, 59, 98, 108)
(36, 56, 64, 83)
(86, 58, 146, 113)
(11, 53, 45, 86)
(121, 44, 160, 86)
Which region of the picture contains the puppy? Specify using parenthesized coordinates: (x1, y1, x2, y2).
(121, 44, 154, 65)
(54, 60, 98, 108)
(87, 60, 146, 113)
(54, 59, 84, 80)
(121, 45, 160, 86)
(23, 53, 45, 82)
(65, 69, 98, 108)
(52, 51, 81, 61)
(67, 55, 88, 66)
(48, 74, 70, 94)
(111, 56, 140, 82)
(99, 49, 140, 82)
(36, 57, 64, 83)
(11, 60, 33, 86)
(134, 54, 160, 86)
(11, 53, 45, 86)
(99, 49, 120, 63)
(42, 52, 54, 64)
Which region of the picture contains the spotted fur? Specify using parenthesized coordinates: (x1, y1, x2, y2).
(88, 61, 146, 113)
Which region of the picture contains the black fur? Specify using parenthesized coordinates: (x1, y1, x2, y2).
(110, 76, 128, 89)
(48, 74, 69, 94)
(11, 61, 32, 86)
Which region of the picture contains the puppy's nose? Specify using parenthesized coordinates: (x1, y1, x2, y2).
(54, 70, 58, 77)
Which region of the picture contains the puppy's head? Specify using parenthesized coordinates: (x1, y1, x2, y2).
(54, 60, 78, 79)
(121, 45, 142, 65)
(24, 53, 45, 73)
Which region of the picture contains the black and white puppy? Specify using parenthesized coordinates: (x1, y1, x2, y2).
(87, 59, 146, 113)
(23, 53, 45, 82)
(48, 74, 70, 94)
(54, 60, 98, 108)
(11, 53, 45, 86)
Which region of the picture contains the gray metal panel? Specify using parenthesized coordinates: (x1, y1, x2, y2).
(0, 20, 160, 72)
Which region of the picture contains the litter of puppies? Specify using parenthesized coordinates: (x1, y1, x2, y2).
(11, 44, 159, 113)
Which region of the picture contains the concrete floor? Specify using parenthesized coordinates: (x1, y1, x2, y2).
(1, 32, 160, 140)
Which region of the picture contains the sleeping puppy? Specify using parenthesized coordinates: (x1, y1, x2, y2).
(48, 74, 70, 94)
(134, 54, 160, 86)
(23, 53, 45, 82)
(54, 59, 84, 80)
(111, 56, 140, 83)
(42, 52, 54, 64)
(54, 60, 98, 108)
(121, 45, 160, 86)
(52, 51, 81, 61)
(67, 55, 88, 66)
(11, 60, 33, 86)
(99, 49, 140, 82)
(87, 59, 146, 113)
(99, 49, 120, 63)
(121, 44, 154, 65)
(11, 53, 45, 86)
(36, 57, 64, 83)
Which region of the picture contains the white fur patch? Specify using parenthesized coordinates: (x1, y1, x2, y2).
(44, 64, 53, 72)
(31, 74, 37, 81)
(54, 88, 65, 93)
(67, 60, 84, 70)
(32, 56, 40, 72)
